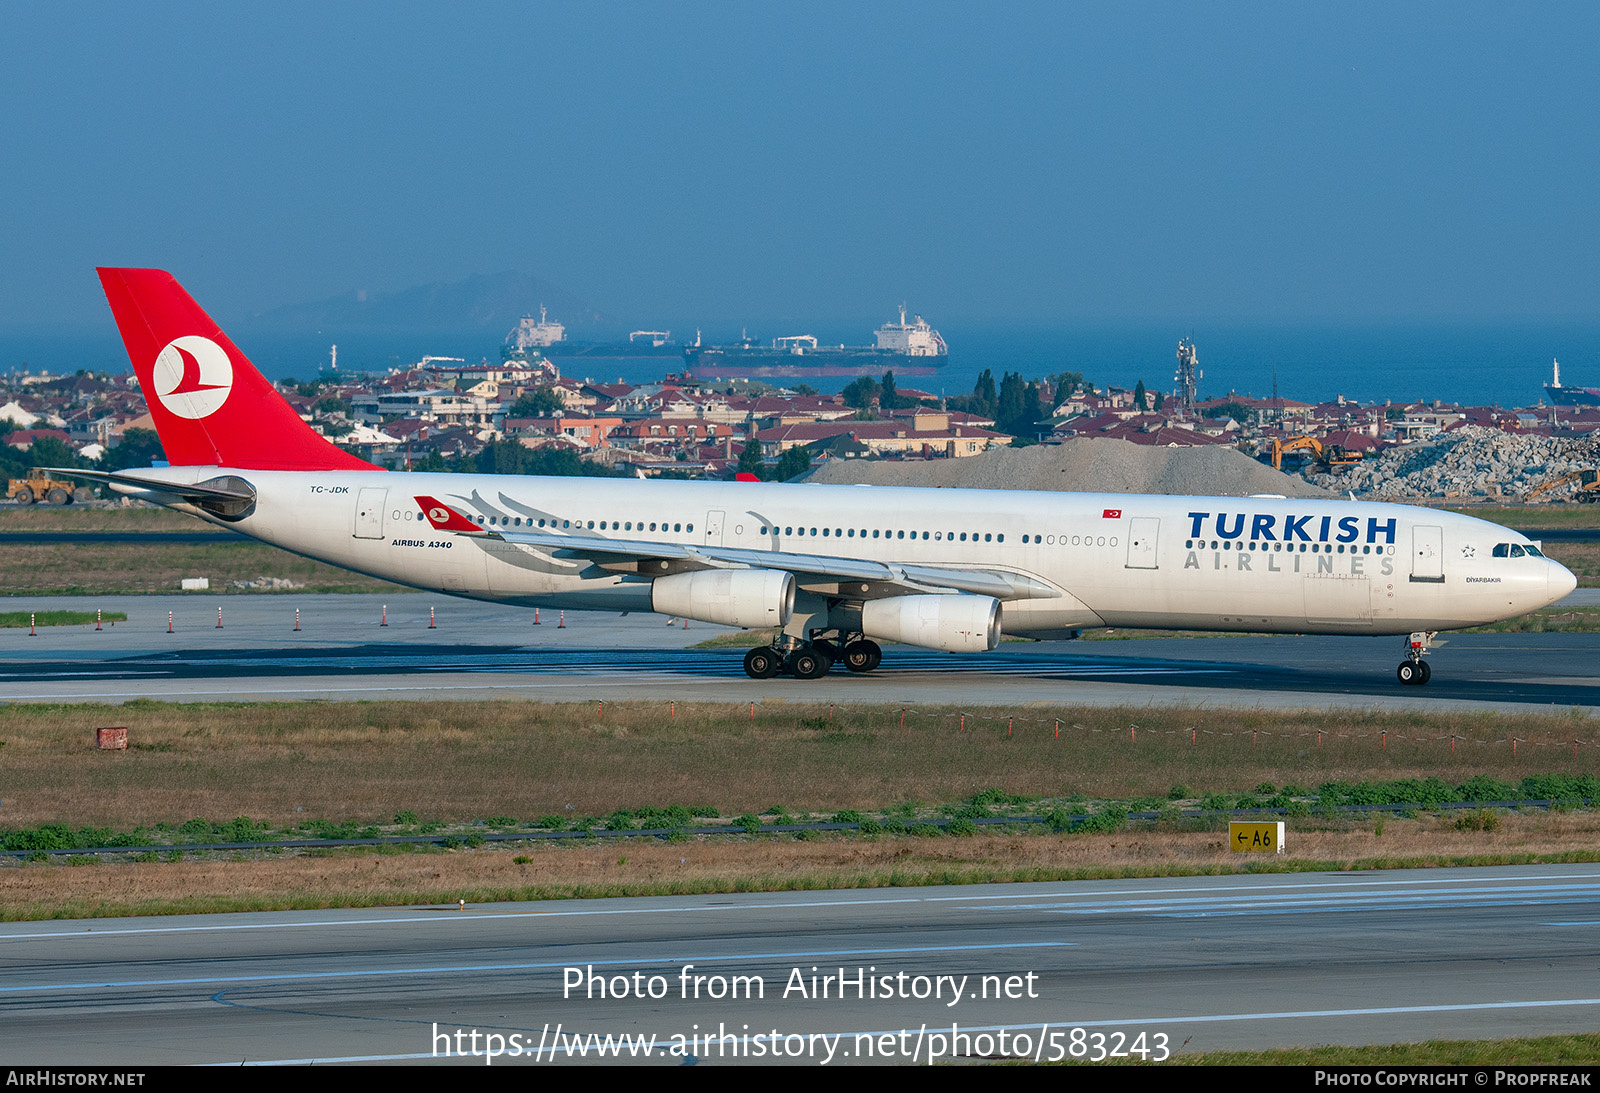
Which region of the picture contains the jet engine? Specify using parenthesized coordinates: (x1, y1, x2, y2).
(650, 568, 796, 629)
(859, 594, 1001, 652)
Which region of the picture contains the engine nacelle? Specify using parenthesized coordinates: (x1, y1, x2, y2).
(860, 594, 1001, 653)
(651, 568, 795, 629)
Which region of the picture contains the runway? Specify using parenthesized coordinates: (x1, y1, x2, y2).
(3, 865, 1598, 1064)
(3, 593, 1600, 712)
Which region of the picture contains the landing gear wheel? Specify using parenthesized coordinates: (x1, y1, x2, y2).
(744, 647, 782, 679)
(788, 649, 830, 680)
(843, 639, 882, 673)
(1397, 661, 1425, 686)
(1417, 660, 1431, 684)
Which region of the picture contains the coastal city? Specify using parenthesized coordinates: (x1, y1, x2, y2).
(4, 314, 1599, 503)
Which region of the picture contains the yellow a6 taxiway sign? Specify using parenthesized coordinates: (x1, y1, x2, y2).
(1229, 821, 1285, 854)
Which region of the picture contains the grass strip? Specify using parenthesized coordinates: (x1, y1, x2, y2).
(9, 843, 1600, 922)
(0, 610, 128, 629)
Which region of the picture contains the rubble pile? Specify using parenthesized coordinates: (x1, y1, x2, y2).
(228, 576, 306, 591)
(806, 437, 1331, 498)
(1307, 426, 1600, 500)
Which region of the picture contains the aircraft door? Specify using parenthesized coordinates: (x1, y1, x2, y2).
(354, 487, 388, 540)
(704, 509, 725, 546)
(1410, 525, 1444, 583)
(1125, 517, 1160, 569)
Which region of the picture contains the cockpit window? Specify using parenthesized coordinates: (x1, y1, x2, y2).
(1492, 543, 1509, 558)
(1510, 544, 1526, 558)
(1524, 544, 1544, 557)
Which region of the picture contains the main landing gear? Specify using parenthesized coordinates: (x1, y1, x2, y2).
(742, 633, 882, 680)
(1397, 631, 1436, 686)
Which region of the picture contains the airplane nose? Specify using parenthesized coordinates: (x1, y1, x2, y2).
(1549, 560, 1578, 604)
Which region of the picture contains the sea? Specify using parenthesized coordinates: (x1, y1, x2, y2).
(5, 319, 1599, 410)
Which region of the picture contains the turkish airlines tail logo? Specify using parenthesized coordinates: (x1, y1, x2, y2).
(153, 336, 233, 419)
(415, 496, 483, 532)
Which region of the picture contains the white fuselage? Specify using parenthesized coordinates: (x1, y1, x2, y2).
(127, 466, 1577, 639)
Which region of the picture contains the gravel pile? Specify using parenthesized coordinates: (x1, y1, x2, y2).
(805, 438, 1332, 498)
(1307, 426, 1600, 500)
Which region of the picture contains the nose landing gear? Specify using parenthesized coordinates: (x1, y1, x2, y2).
(1397, 631, 1436, 686)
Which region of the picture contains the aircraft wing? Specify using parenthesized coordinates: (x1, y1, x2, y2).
(416, 495, 1060, 602)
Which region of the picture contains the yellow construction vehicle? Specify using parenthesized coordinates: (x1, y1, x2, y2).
(1523, 468, 1600, 503)
(6, 467, 92, 505)
(1269, 436, 1365, 472)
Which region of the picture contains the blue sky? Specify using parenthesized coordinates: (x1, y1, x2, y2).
(5, 1, 1599, 330)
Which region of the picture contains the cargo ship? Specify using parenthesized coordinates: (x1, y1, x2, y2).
(1544, 359, 1600, 407)
(683, 307, 948, 378)
(510, 308, 685, 366)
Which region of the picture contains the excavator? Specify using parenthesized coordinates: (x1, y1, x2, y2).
(1268, 435, 1366, 472)
(1523, 468, 1600, 503)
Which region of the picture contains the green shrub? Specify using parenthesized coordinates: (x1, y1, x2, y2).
(1076, 806, 1128, 835)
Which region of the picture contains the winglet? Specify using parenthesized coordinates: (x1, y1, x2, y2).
(415, 496, 484, 533)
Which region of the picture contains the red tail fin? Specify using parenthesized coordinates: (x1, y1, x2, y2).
(96, 268, 378, 470)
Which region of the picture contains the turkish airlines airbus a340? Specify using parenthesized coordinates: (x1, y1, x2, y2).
(65, 268, 1576, 685)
